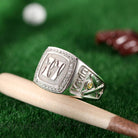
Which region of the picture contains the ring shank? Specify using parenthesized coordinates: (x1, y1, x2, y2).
(70, 59, 104, 99)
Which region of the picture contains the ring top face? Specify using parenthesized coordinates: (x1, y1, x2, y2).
(34, 47, 78, 93)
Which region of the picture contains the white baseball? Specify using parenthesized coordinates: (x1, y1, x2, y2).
(23, 3, 47, 26)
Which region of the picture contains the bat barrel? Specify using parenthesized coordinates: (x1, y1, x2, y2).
(108, 116, 138, 138)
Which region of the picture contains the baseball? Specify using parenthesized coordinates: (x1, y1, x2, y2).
(22, 3, 47, 26)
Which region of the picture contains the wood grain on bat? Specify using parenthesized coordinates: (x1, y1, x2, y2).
(108, 116, 138, 138)
(0, 73, 137, 137)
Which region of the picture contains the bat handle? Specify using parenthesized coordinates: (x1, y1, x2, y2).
(107, 116, 138, 138)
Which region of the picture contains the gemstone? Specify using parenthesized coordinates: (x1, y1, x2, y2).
(87, 81, 93, 89)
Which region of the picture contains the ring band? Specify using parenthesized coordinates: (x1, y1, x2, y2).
(34, 47, 105, 99)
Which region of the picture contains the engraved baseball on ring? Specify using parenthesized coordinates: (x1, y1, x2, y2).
(33, 47, 105, 99)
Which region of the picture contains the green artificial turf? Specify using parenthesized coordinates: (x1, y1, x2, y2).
(0, 0, 138, 137)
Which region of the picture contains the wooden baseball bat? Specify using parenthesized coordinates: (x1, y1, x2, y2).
(0, 73, 137, 137)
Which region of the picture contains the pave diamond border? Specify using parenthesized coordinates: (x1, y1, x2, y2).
(34, 46, 78, 93)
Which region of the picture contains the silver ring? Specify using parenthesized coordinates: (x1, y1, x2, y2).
(34, 47, 105, 99)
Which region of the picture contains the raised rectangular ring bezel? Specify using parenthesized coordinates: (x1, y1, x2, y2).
(34, 46, 78, 93)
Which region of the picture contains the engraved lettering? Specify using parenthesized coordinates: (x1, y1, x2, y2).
(42, 57, 66, 80)
(72, 66, 89, 91)
(42, 57, 55, 77)
(51, 60, 66, 80)
(82, 67, 88, 75)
